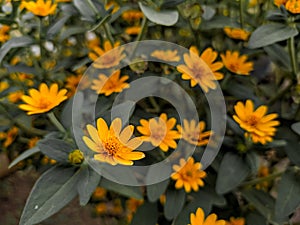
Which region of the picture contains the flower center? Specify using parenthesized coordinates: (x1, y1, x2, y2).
(104, 136, 121, 155)
(247, 115, 258, 126)
(38, 98, 52, 109)
(228, 63, 239, 72)
(151, 128, 166, 142)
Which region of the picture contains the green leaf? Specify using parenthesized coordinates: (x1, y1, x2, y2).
(200, 15, 239, 30)
(19, 166, 79, 225)
(164, 189, 186, 220)
(8, 146, 40, 169)
(275, 170, 300, 220)
(246, 151, 260, 176)
(138, 2, 179, 26)
(130, 202, 158, 225)
(37, 138, 73, 163)
(73, 0, 96, 21)
(77, 166, 101, 206)
(291, 122, 300, 136)
(216, 152, 250, 194)
(147, 179, 170, 202)
(58, 26, 87, 42)
(47, 14, 71, 39)
(0, 36, 34, 63)
(241, 189, 275, 221)
(246, 211, 268, 225)
(248, 24, 298, 49)
(264, 44, 291, 70)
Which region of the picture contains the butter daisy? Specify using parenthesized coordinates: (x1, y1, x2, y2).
(83, 117, 145, 166)
(221, 51, 253, 75)
(151, 49, 181, 62)
(21, 0, 57, 17)
(285, 0, 300, 13)
(0, 25, 10, 43)
(188, 208, 226, 225)
(226, 217, 245, 225)
(223, 27, 250, 41)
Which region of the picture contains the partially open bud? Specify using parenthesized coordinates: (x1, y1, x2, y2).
(68, 149, 84, 165)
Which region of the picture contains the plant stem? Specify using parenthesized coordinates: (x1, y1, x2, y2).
(267, 79, 293, 106)
(47, 111, 66, 133)
(288, 36, 299, 81)
(135, 16, 148, 42)
(149, 96, 160, 112)
(239, 0, 244, 29)
(103, 23, 114, 44)
(240, 171, 284, 187)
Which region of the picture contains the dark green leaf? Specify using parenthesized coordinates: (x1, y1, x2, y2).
(246, 151, 260, 176)
(58, 26, 87, 42)
(164, 189, 185, 220)
(264, 44, 291, 70)
(0, 36, 34, 63)
(160, 0, 185, 8)
(19, 166, 79, 225)
(275, 170, 300, 220)
(216, 152, 250, 194)
(200, 16, 239, 30)
(73, 0, 96, 21)
(77, 166, 101, 206)
(47, 14, 71, 39)
(130, 202, 158, 225)
(248, 24, 298, 49)
(291, 122, 300, 136)
(246, 211, 267, 225)
(266, 10, 287, 22)
(9, 146, 40, 169)
(147, 179, 170, 202)
(37, 138, 73, 163)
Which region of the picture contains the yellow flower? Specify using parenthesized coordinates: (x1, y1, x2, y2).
(151, 49, 181, 62)
(171, 157, 206, 193)
(89, 40, 126, 69)
(188, 208, 226, 225)
(105, 0, 120, 14)
(125, 26, 141, 36)
(285, 0, 300, 13)
(91, 70, 129, 96)
(126, 198, 144, 222)
(28, 136, 40, 148)
(3, 126, 18, 148)
(221, 51, 253, 75)
(249, 0, 258, 7)
(122, 9, 144, 22)
(8, 90, 24, 103)
(177, 46, 223, 92)
(255, 165, 270, 190)
(65, 74, 90, 97)
(40, 156, 56, 165)
(19, 83, 68, 115)
(233, 100, 280, 144)
(226, 217, 245, 225)
(0, 25, 10, 43)
(0, 81, 9, 92)
(22, 0, 57, 17)
(137, 113, 181, 152)
(92, 187, 107, 200)
(274, 0, 288, 7)
(82, 117, 145, 166)
(95, 203, 107, 215)
(68, 149, 84, 164)
(177, 119, 212, 146)
(223, 27, 250, 41)
(10, 73, 34, 86)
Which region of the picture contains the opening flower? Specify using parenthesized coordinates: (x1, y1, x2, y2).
(91, 70, 129, 96)
(0, 81, 9, 92)
(221, 51, 253, 75)
(171, 157, 206, 193)
(0, 25, 10, 43)
(226, 217, 245, 225)
(68, 149, 84, 164)
(19, 83, 68, 115)
(151, 49, 181, 62)
(223, 27, 250, 41)
(21, 0, 57, 17)
(177, 119, 212, 146)
(83, 117, 145, 166)
(233, 100, 280, 144)
(88, 40, 126, 69)
(274, 0, 288, 7)
(285, 0, 300, 13)
(137, 113, 181, 152)
(177, 46, 223, 92)
(188, 208, 226, 225)
(0, 126, 18, 148)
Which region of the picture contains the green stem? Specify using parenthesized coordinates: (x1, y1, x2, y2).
(47, 112, 66, 133)
(149, 96, 160, 113)
(239, 0, 244, 29)
(288, 36, 299, 81)
(135, 16, 148, 42)
(103, 23, 114, 44)
(220, 73, 231, 90)
(240, 171, 284, 187)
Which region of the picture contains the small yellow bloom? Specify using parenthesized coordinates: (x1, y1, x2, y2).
(89, 40, 126, 69)
(0, 25, 10, 43)
(125, 26, 141, 36)
(226, 217, 245, 225)
(0, 81, 9, 92)
(105, 0, 120, 14)
(28, 136, 40, 149)
(122, 9, 144, 22)
(188, 208, 226, 225)
(83, 117, 145, 166)
(10, 73, 34, 86)
(223, 27, 250, 41)
(233, 100, 280, 144)
(95, 203, 107, 215)
(285, 0, 300, 13)
(137, 113, 181, 152)
(41, 156, 56, 165)
(65, 74, 90, 97)
(126, 198, 144, 222)
(177, 46, 223, 92)
(19, 83, 68, 115)
(91, 70, 129, 96)
(2, 126, 18, 148)
(177, 119, 212, 146)
(8, 90, 24, 103)
(171, 157, 206, 193)
(151, 49, 181, 62)
(221, 51, 253, 75)
(22, 0, 57, 17)
(249, 0, 258, 7)
(255, 165, 270, 190)
(68, 149, 84, 164)
(274, 0, 288, 7)
(92, 187, 107, 200)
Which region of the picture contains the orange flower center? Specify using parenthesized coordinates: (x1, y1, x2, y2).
(228, 62, 240, 72)
(186, 131, 200, 142)
(102, 54, 118, 65)
(104, 136, 121, 155)
(246, 115, 259, 126)
(38, 98, 52, 109)
(151, 127, 166, 142)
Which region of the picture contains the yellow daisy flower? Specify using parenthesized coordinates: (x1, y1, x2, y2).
(188, 208, 226, 225)
(285, 0, 300, 13)
(8, 90, 24, 103)
(233, 100, 280, 144)
(226, 217, 245, 225)
(105, 0, 120, 14)
(2, 126, 18, 148)
(0, 81, 9, 92)
(137, 113, 181, 152)
(91, 70, 129, 96)
(177, 119, 212, 146)
(82, 117, 145, 166)
(19, 83, 68, 115)
(125, 26, 141, 36)
(223, 27, 250, 41)
(88, 40, 126, 69)
(92, 187, 107, 200)
(122, 9, 144, 22)
(151, 49, 181, 62)
(274, 0, 288, 7)
(177, 46, 223, 92)
(22, 0, 57, 17)
(0, 25, 10, 43)
(28, 136, 40, 148)
(221, 51, 253, 75)
(171, 157, 206, 193)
